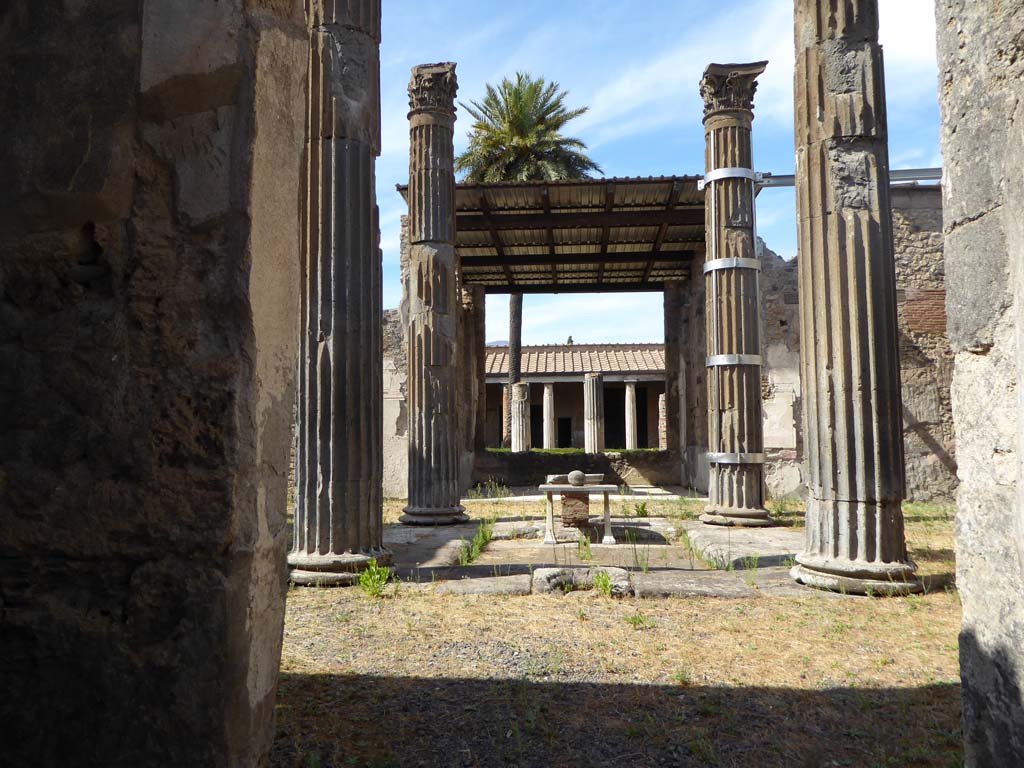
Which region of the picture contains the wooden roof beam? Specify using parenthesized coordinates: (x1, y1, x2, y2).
(479, 193, 514, 286)
(598, 182, 615, 285)
(644, 181, 684, 283)
(455, 207, 704, 232)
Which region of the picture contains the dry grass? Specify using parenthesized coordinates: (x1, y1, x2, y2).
(280, 495, 961, 766)
(273, 587, 961, 767)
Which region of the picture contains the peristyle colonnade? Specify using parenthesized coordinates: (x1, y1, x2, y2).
(290, 0, 917, 596)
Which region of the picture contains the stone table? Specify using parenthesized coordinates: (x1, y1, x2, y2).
(538, 484, 619, 546)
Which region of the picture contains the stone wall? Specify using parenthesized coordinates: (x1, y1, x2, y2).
(892, 186, 957, 500)
(680, 258, 710, 490)
(759, 240, 803, 498)
(383, 308, 408, 498)
(382, 216, 411, 499)
(473, 449, 681, 489)
(0, 2, 306, 764)
(758, 186, 956, 501)
(936, 2, 1024, 763)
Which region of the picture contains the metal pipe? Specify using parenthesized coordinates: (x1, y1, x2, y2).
(758, 167, 942, 188)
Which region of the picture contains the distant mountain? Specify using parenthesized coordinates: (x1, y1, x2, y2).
(487, 340, 509, 347)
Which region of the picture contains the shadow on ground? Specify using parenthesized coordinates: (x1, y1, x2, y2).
(271, 674, 962, 768)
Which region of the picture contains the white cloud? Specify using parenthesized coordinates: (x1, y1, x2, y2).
(575, 0, 795, 148)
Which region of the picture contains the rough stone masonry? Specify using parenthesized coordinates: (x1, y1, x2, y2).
(0, 0, 309, 763)
(936, 0, 1024, 763)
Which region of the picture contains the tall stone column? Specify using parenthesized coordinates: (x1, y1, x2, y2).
(402, 62, 467, 525)
(663, 282, 683, 454)
(543, 383, 556, 449)
(584, 373, 605, 454)
(458, 285, 484, 485)
(790, 1, 919, 594)
(625, 381, 638, 450)
(699, 62, 772, 528)
(291, 0, 390, 584)
(511, 382, 531, 453)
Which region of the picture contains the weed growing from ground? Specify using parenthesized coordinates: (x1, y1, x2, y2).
(673, 666, 693, 687)
(577, 535, 593, 561)
(740, 555, 760, 586)
(458, 516, 496, 565)
(358, 559, 392, 598)
(626, 611, 655, 630)
(634, 501, 649, 517)
(465, 479, 510, 499)
(593, 569, 613, 597)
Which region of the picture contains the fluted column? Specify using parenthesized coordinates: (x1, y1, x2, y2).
(511, 382, 531, 453)
(584, 373, 605, 454)
(543, 383, 556, 449)
(401, 62, 467, 525)
(625, 381, 638, 450)
(791, 0, 919, 594)
(699, 62, 773, 528)
(291, 0, 389, 585)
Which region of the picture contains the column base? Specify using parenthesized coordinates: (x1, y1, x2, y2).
(288, 549, 392, 588)
(400, 505, 468, 525)
(790, 555, 922, 596)
(700, 506, 775, 528)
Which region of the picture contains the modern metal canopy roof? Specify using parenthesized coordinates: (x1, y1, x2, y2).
(396, 175, 704, 294)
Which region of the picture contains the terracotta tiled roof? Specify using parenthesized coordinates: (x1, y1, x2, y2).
(486, 344, 665, 376)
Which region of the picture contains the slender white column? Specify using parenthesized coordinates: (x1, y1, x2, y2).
(543, 383, 556, 449)
(511, 382, 531, 453)
(584, 373, 605, 454)
(624, 381, 638, 450)
(658, 393, 668, 449)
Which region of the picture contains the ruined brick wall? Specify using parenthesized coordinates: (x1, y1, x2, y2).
(680, 258, 709, 490)
(759, 241, 803, 498)
(0, 2, 306, 764)
(892, 186, 957, 501)
(382, 216, 410, 498)
(758, 186, 956, 502)
(936, 2, 1024, 763)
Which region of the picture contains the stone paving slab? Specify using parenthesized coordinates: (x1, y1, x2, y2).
(431, 575, 532, 596)
(633, 570, 757, 598)
(384, 523, 478, 568)
(382, 518, 834, 599)
(679, 520, 804, 569)
(751, 566, 838, 597)
(531, 567, 632, 596)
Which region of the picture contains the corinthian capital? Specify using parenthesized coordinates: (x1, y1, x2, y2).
(700, 61, 768, 118)
(408, 62, 458, 116)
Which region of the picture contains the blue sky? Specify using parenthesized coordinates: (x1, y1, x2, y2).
(376, 0, 941, 344)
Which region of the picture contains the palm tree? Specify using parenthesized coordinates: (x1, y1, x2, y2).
(456, 72, 602, 182)
(456, 73, 600, 445)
